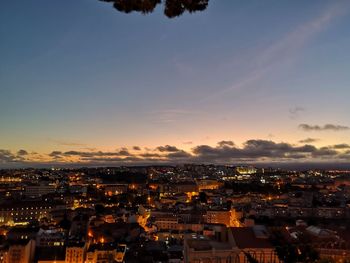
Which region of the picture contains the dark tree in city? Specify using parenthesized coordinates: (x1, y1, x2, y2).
(199, 192, 208, 203)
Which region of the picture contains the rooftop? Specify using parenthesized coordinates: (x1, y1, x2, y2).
(230, 227, 273, 249)
(186, 234, 233, 251)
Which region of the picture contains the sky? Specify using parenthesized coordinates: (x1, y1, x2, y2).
(1, 0, 350, 168)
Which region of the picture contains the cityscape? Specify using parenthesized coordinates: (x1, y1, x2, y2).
(0, 166, 349, 262)
(1, 0, 350, 262)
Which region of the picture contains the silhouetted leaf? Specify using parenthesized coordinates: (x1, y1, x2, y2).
(99, 0, 210, 18)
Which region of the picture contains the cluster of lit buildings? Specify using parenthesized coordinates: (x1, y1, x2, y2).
(0, 165, 349, 262)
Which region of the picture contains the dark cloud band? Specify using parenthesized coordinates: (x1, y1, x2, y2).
(2, 139, 350, 167)
(299, 123, 350, 131)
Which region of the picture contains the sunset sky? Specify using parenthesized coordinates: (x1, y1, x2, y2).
(1, 0, 350, 167)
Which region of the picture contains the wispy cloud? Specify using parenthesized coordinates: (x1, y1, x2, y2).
(156, 145, 181, 152)
(0, 150, 19, 163)
(148, 109, 196, 124)
(289, 107, 305, 120)
(48, 139, 86, 147)
(0, 149, 32, 163)
(17, 149, 28, 156)
(217, 140, 235, 147)
(299, 124, 350, 132)
(172, 57, 197, 76)
(299, 138, 319, 144)
(331, 144, 350, 149)
(202, 3, 347, 102)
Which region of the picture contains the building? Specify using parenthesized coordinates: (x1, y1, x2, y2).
(154, 217, 179, 231)
(205, 208, 240, 227)
(86, 243, 119, 263)
(25, 183, 56, 198)
(196, 179, 223, 191)
(230, 226, 281, 263)
(161, 182, 198, 194)
(0, 244, 9, 263)
(184, 225, 240, 263)
(0, 201, 64, 226)
(184, 225, 281, 263)
(102, 184, 128, 196)
(65, 241, 86, 263)
(36, 228, 65, 247)
(234, 166, 257, 175)
(36, 247, 66, 263)
(7, 239, 36, 263)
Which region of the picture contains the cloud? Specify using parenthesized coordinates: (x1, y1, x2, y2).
(17, 149, 28, 156)
(38, 140, 350, 166)
(80, 156, 142, 163)
(63, 150, 131, 158)
(202, 3, 346, 102)
(118, 149, 131, 156)
(149, 109, 196, 124)
(338, 150, 350, 160)
(133, 146, 141, 151)
(191, 139, 333, 163)
(289, 107, 305, 119)
(299, 124, 350, 131)
(332, 144, 350, 149)
(299, 138, 319, 144)
(0, 150, 19, 163)
(140, 153, 162, 158)
(167, 150, 192, 159)
(0, 149, 30, 163)
(2, 137, 350, 167)
(217, 140, 235, 147)
(48, 139, 86, 147)
(49, 151, 62, 156)
(156, 145, 181, 152)
(311, 147, 338, 158)
(48, 151, 63, 160)
(183, 141, 193, 145)
(173, 57, 196, 76)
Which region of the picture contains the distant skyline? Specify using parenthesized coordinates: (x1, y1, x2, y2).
(1, 1, 350, 168)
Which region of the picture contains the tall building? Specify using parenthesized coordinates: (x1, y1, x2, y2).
(184, 225, 240, 263)
(0, 245, 9, 263)
(205, 208, 241, 227)
(86, 243, 121, 263)
(184, 225, 281, 263)
(65, 242, 86, 263)
(230, 226, 281, 263)
(7, 239, 35, 263)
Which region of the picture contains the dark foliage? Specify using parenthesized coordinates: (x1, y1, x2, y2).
(270, 229, 320, 263)
(199, 191, 207, 203)
(165, 0, 208, 17)
(95, 204, 106, 215)
(59, 214, 71, 230)
(99, 0, 210, 18)
(244, 252, 259, 263)
(100, 0, 161, 14)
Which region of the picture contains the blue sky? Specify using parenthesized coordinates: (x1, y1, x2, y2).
(1, 0, 350, 167)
